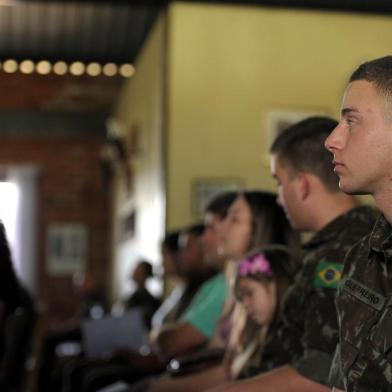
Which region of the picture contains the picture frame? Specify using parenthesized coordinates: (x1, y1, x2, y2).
(192, 178, 243, 218)
(120, 209, 136, 240)
(46, 222, 88, 276)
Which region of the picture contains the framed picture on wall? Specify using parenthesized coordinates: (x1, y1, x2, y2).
(47, 222, 88, 276)
(192, 178, 243, 219)
(120, 209, 136, 240)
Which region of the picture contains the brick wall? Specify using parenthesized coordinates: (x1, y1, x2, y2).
(0, 135, 111, 323)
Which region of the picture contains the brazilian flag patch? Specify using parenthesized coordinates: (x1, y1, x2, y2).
(314, 260, 343, 289)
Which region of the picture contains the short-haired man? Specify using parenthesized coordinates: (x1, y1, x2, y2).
(325, 56, 392, 391)
(213, 117, 377, 392)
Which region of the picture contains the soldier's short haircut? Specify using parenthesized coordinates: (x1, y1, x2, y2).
(270, 116, 339, 192)
(350, 56, 392, 104)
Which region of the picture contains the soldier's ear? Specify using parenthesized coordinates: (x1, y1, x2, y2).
(296, 172, 310, 201)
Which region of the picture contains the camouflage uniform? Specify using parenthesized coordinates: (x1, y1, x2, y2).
(255, 206, 377, 386)
(330, 213, 392, 391)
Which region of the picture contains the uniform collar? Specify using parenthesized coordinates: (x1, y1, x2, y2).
(369, 214, 392, 259)
(304, 206, 375, 249)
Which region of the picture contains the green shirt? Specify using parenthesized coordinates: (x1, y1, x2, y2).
(181, 272, 227, 338)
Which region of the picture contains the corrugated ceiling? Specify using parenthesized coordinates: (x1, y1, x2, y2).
(0, 1, 163, 64)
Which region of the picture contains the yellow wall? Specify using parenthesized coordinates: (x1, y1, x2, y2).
(111, 13, 166, 300)
(166, 2, 392, 229)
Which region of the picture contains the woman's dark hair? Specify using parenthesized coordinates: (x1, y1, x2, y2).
(206, 192, 238, 220)
(241, 191, 300, 258)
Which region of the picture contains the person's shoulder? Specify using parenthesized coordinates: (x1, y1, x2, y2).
(204, 271, 225, 285)
(190, 272, 225, 299)
(329, 207, 375, 253)
(342, 232, 372, 276)
(301, 229, 370, 290)
(201, 272, 226, 295)
(342, 206, 378, 237)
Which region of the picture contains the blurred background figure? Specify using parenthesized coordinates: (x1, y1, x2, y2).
(124, 260, 161, 328)
(160, 230, 182, 298)
(0, 221, 36, 391)
(152, 224, 213, 329)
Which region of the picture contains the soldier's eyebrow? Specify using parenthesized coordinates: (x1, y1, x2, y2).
(341, 107, 360, 117)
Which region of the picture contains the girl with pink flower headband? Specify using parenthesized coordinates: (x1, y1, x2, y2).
(222, 246, 296, 380)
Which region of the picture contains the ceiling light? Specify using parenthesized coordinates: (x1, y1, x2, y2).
(69, 61, 85, 76)
(36, 60, 52, 75)
(53, 61, 68, 76)
(3, 59, 18, 73)
(86, 62, 101, 77)
(102, 63, 117, 77)
(19, 60, 34, 74)
(119, 64, 135, 78)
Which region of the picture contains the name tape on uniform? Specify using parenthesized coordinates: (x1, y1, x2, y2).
(341, 277, 385, 311)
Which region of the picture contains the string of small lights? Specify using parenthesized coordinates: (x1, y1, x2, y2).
(0, 59, 135, 77)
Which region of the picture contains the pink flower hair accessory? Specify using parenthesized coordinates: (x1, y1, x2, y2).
(238, 252, 273, 278)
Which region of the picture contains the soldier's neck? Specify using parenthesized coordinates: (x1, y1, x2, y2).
(373, 189, 392, 225)
(311, 194, 359, 232)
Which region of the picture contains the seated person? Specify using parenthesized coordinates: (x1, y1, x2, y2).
(124, 260, 161, 328)
(149, 222, 228, 360)
(153, 225, 216, 329)
(0, 221, 24, 330)
(150, 230, 183, 329)
(0, 283, 35, 390)
(0, 221, 36, 390)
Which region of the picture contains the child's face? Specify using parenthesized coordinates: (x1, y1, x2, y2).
(236, 277, 276, 326)
(220, 196, 252, 259)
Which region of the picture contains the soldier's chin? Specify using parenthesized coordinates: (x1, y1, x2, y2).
(338, 179, 365, 196)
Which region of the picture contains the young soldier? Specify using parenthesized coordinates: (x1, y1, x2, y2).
(325, 56, 392, 391)
(212, 117, 377, 392)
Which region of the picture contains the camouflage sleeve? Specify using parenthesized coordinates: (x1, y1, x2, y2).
(291, 287, 339, 385)
(328, 344, 345, 389)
